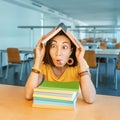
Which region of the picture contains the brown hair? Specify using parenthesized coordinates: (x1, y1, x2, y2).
(43, 30, 77, 67)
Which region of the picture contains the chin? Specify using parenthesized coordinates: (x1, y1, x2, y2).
(55, 64, 64, 68)
(54, 63, 65, 67)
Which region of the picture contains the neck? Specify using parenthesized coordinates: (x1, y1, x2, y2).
(52, 65, 68, 78)
(53, 65, 68, 71)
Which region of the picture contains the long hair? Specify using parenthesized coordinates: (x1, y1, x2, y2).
(43, 31, 77, 67)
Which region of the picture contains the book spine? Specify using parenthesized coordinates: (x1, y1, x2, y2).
(34, 88, 75, 94)
(34, 91, 75, 97)
(33, 100, 74, 106)
(33, 97, 76, 104)
(33, 94, 74, 101)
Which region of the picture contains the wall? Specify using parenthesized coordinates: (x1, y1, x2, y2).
(0, 1, 43, 49)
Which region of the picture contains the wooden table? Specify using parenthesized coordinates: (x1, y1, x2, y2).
(0, 84, 120, 120)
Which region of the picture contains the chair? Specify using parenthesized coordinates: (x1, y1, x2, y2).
(115, 43, 120, 49)
(99, 41, 107, 76)
(80, 39, 87, 44)
(99, 41, 107, 62)
(112, 38, 117, 43)
(100, 41, 107, 49)
(114, 53, 120, 89)
(100, 41, 106, 51)
(87, 38, 94, 43)
(5, 48, 26, 80)
(84, 50, 99, 88)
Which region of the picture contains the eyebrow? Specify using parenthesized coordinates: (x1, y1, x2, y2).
(51, 40, 57, 43)
(52, 40, 69, 44)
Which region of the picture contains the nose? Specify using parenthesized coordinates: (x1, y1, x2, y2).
(56, 47, 62, 56)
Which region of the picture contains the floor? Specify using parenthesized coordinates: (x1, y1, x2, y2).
(0, 59, 120, 96)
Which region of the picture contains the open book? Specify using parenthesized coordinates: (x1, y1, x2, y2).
(41, 23, 79, 48)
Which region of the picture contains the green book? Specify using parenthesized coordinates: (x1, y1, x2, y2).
(38, 81, 79, 91)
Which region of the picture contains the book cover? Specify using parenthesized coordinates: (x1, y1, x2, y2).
(33, 97, 77, 105)
(33, 97, 77, 106)
(33, 91, 78, 98)
(41, 23, 80, 48)
(38, 81, 79, 92)
(33, 93, 77, 101)
(32, 95, 77, 110)
(34, 88, 75, 94)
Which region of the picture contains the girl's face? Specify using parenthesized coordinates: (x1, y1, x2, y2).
(50, 35, 72, 67)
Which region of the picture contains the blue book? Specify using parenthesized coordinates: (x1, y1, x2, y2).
(33, 96, 77, 106)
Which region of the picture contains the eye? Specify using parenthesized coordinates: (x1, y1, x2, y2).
(51, 44, 56, 48)
(63, 45, 68, 49)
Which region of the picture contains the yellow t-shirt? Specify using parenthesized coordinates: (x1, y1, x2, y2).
(39, 59, 89, 82)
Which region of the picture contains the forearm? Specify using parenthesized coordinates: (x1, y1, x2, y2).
(78, 60, 96, 103)
(25, 72, 43, 100)
(25, 60, 43, 100)
(75, 42, 96, 103)
(79, 74, 96, 104)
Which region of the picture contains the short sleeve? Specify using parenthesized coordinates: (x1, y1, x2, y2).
(39, 62, 47, 75)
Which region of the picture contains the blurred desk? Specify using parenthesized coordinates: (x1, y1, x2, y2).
(0, 48, 33, 78)
(83, 43, 99, 49)
(107, 43, 116, 49)
(0, 84, 120, 120)
(19, 48, 34, 53)
(95, 49, 120, 58)
(94, 49, 120, 86)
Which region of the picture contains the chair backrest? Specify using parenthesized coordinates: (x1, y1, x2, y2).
(80, 39, 87, 44)
(87, 38, 94, 43)
(100, 41, 107, 49)
(112, 38, 117, 43)
(7, 48, 21, 63)
(115, 43, 120, 49)
(84, 50, 97, 68)
(117, 53, 120, 69)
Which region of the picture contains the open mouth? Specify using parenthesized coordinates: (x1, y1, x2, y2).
(56, 59, 63, 65)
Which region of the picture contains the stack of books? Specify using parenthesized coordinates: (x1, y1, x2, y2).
(32, 81, 79, 110)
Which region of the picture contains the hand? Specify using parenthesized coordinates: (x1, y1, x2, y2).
(35, 36, 46, 62)
(75, 39, 85, 64)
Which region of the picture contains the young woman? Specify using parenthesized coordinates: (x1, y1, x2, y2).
(25, 31, 96, 103)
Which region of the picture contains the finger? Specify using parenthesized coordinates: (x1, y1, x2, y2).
(75, 39, 84, 49)
(36, 35, 46, 48)
(76, 45, 84, 53)
(36, 39, 42, 48)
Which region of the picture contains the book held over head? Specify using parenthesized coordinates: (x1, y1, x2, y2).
(41, 22, 80, 48)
